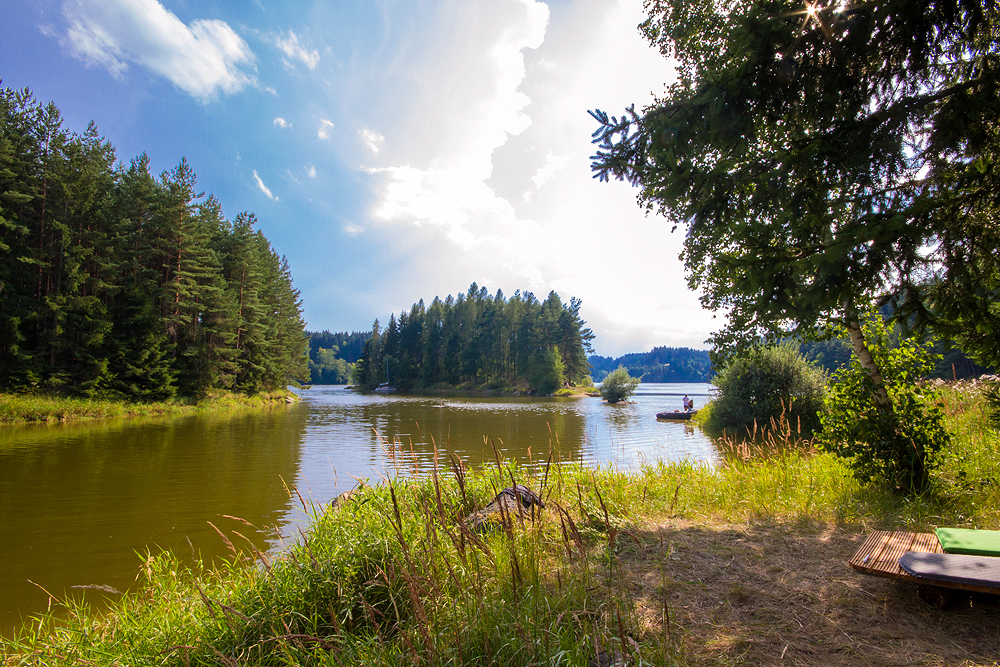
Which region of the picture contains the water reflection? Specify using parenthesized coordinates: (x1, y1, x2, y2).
(0, 383, 715, 633)
(0, 407, 303, 634)
(291, 383, 716, 503)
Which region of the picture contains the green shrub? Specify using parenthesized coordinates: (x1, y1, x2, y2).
(707, 344, 827, 437)
(599, 366, 640, 404)
(817, 318, 949, 492)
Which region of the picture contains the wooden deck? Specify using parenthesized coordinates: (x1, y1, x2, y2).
(849, 531, 942, 582)
(850, 530, 1000, 596)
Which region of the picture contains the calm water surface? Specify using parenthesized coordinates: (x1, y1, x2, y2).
(0, 383, 715, 633)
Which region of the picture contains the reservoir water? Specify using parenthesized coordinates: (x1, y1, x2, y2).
(0, 383, 715, 634)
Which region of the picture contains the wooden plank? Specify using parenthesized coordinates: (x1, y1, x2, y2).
(849, 531, 941, 580)
(850, 531, 1000, 595)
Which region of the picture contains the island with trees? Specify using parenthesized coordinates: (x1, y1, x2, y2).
(351, 283, 595, 394)
(6, 2, 1000, 665)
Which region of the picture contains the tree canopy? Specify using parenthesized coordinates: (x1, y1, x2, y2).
(353, 284, 595, 393)
(305, 330, 370, 385)
(590, 0, 998, 365)
(0, 86, 308, 397)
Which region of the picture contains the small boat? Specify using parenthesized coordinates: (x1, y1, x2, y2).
(656, 410, 698, 421)
(374, 358, 397, 392)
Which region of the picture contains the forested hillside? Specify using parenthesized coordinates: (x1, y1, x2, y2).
(589, 347, 712, 383)
(306, 331, 369, 384)
(0, 87, 308, 397)
(354, 284, 594, 393)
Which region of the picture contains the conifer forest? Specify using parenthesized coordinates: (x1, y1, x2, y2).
(353, 284, 595, 393)
(0, 87, 308, 398)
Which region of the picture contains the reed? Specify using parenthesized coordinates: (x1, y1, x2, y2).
(4, 383, 1000, 666)
(0, 391, 295, 424)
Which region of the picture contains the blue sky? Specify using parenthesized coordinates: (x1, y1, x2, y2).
(1, 0, 718, 357)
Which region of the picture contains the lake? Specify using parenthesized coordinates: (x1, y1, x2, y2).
(0, 383, 715, 634)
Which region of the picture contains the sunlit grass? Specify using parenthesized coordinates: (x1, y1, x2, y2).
(0, 390, 296, 424)
(4, 382, 1000, 666)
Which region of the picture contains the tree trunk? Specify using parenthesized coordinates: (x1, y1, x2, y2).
(844, 312, 894, 413)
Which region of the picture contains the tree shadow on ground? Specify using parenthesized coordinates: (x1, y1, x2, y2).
(608, 519, 999, 666)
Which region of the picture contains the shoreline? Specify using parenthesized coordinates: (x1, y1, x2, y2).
(5, 420, 999, 664)
(0, 390, 298, 425)
(4, 385, 998, 665)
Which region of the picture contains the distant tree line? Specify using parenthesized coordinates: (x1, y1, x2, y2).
(588, 346, 712, 383)
(0, 86, 308, 398)
(305, 330, 369, 384)
(353, 283, 595, 393)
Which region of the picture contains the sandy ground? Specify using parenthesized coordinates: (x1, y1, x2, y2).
(611, 519, 1000, 666)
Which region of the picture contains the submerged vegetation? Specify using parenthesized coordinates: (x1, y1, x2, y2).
(5, 383, 999, 666)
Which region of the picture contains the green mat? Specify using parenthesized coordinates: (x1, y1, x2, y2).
(935, 528, 1000, 557)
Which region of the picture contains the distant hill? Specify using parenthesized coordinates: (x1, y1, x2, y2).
(589, 347, 713, 383)
(588, 335, 991, 386)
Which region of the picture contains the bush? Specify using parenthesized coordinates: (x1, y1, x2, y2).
(600, 366, 640, 404)
(818, 318, 949, 492)
(707, 344, 827, 437)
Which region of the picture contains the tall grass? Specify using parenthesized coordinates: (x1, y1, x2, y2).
(0, 391, 295, 424)
(5, 383, 999, 666)
(3, 455, 674, 667)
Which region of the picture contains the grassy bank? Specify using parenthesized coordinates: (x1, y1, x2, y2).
(0, 390, 297, 425)
(4, 386, 1000, 666)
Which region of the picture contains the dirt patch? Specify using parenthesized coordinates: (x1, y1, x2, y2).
(611, 519, 1000, 666)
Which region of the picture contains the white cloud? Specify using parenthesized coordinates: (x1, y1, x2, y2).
(273, 117, 290, 128)
(273, 30, 320, 69)
(306, 165, 317, 178)
(349, 0, 711, 355)
(252, 169, 276, 200)
(60, 0, 256, 100)
(342, 222, 364, 236)
(529, 151, 573, 191)
(318, 118, 335, 140)
(359, 128, 385, 154)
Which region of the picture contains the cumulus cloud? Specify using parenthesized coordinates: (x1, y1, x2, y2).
(273, 117, 290, 128)
(60, 0, 256, 100)
(252, 170, 276, 200)
(306, 165, 317, 178)
(363, 0, 548, 233)
(318, 119, 334, 139)
(352, 0, 712, 355)
(273, 30, 319, 69)
(359, 129, 385, 154)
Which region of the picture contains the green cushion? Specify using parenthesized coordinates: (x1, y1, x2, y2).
(935, 528, 1000, 556)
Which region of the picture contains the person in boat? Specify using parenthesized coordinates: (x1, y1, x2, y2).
(682, 394, 691, 411)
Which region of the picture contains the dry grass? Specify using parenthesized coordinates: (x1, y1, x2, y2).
(606, 517, 1000, 667)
